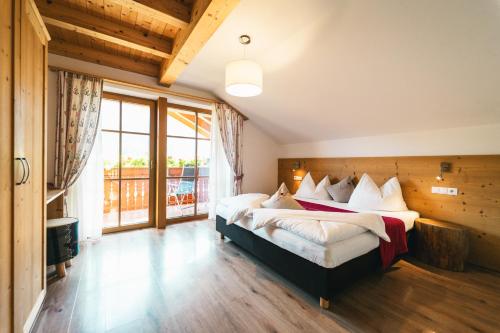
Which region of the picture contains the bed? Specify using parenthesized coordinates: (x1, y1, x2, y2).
(215, 197, 419, 309)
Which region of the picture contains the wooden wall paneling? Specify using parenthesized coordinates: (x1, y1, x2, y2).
(278, 156, 500, 271)
(156, 97, 168, 228)
(0, 1, 14, 331)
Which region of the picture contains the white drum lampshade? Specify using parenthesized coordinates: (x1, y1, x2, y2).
(225, 59, 263, 97)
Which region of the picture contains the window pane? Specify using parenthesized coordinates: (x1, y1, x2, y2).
(167, 137, 195, 176)
(197, 140, 210, 176)
(101, 99, 120, 131)
(167, 109, 196, 137)
(102, 132, 119, 179)
(121, 134, 150, 179)
(120, 179, 149, 225)
(103, 180, 119, 228)
(122, 102, 150, 133)
(197, 178, 209, 214)
(197, 113, 211, 139)
(167, 178, 195, 219)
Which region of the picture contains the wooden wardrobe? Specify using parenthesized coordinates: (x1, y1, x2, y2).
(1, 0, 50, 332)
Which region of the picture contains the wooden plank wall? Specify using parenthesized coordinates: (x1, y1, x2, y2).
(278, 156, 500, 271)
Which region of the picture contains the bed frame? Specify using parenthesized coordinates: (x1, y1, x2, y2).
(216, 215, 415, 309)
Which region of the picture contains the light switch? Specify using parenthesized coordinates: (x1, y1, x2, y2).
(431, 186, 458, 196)
(293, 175, 303, 181)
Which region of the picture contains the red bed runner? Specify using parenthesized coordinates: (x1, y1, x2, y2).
(296, 200, 408, 269)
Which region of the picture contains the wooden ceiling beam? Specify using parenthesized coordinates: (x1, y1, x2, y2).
(36, 1, 172, 58)
(159, 0, 239, 85)
(43, 16, 170, 59)
(107, 0, 191, 29)
(48, 39, 159, 77)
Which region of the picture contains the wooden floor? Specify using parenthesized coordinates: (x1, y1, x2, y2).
(33, 220, 500, 333)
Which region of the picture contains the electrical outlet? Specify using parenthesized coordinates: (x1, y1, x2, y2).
(447, 187, 458, 196)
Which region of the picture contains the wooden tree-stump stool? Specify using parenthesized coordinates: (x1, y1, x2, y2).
(415, 218, 469, 271)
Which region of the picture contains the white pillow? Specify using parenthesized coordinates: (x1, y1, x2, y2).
(261, 194, 304, 210)
(348, 173, 408, 211)
(295, 173, 331, 200)
(276, 182, 289, 196)
(261, 182, 289, 207)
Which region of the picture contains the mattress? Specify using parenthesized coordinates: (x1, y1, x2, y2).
(216, 196, 419, 268)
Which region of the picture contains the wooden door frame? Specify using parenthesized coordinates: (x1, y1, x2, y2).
(160, 103, 210, 226)
(101, 92, 156, 234)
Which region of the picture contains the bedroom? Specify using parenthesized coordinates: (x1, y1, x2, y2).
(1, 0, 499, 332)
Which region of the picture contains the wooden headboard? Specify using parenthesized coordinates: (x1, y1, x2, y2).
(278, 156, 500, 271)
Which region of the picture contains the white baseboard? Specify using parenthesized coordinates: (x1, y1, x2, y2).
(23, 289, 46, 333)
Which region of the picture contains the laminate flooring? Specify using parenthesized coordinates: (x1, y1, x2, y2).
(33, 220, 500, 333)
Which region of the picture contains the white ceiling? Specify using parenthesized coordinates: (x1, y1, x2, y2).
(176, 0, 500, 144)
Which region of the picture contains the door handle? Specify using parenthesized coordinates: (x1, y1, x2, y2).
(15, 157, 26, 185)
(22, 158, 30, 184)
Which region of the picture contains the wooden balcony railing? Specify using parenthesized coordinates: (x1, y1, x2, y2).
(103, 167, 209, 214)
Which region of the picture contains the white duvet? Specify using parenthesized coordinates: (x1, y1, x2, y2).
(252, 209, 390, 246)
(220, 193, 269, 224)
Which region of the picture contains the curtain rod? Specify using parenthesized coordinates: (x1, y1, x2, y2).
(48, 65, 249, 120)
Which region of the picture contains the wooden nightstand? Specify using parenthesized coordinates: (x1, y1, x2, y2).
(415, 218, 469, 272)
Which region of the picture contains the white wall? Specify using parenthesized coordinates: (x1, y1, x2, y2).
(49, 54, 215, 100)
(242, 121, 279, 194)
(279, 124, 500, 158)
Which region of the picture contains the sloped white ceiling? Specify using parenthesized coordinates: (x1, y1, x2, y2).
(176, 0, 500, 144)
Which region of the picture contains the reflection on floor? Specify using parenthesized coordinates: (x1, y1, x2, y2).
(33, 220, 500, 333)
(103, 203, 209, 227)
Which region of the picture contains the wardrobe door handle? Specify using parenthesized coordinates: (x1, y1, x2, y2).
(22, 158, 30, 184)
(15, 157, 26, 185)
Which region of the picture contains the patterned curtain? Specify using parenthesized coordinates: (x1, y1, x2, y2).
(215, 103, 244, 195)
(54, 71, 103, 190)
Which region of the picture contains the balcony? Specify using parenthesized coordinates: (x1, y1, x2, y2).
(103, 167, 209, 228)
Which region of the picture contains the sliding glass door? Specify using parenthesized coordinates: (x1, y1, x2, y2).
(101, 92, 155, 233)
(166, 106, 211, 220)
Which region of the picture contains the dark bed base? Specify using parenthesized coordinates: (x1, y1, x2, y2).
(216, 215, 414, 308)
